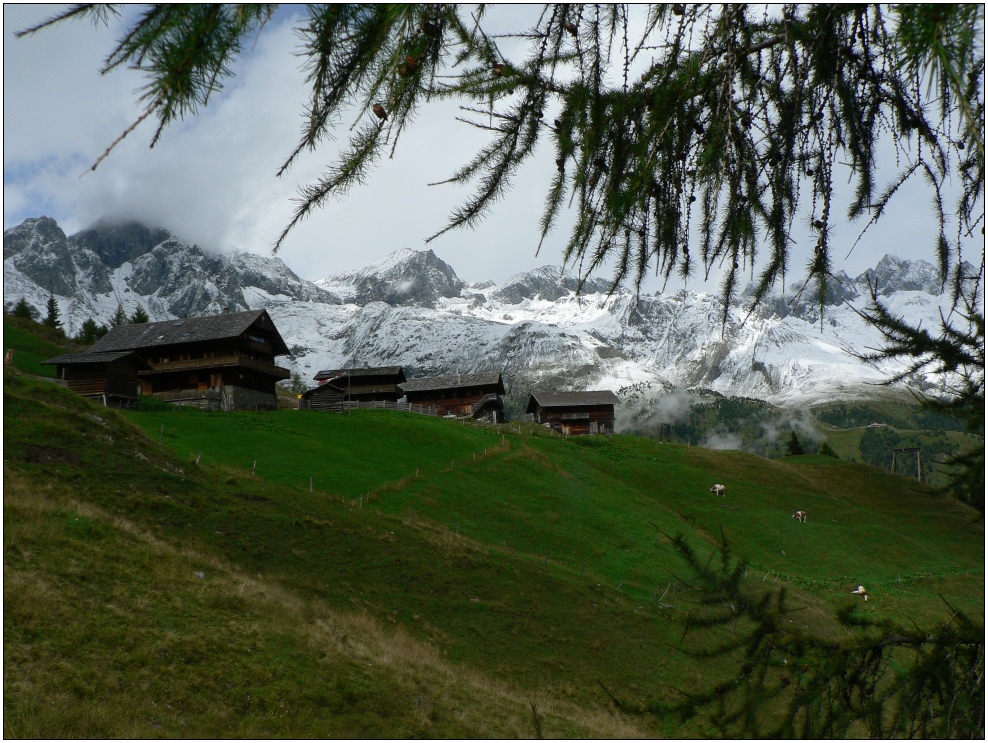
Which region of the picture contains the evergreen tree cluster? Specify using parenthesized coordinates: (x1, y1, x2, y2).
(75, 303, 150, 345)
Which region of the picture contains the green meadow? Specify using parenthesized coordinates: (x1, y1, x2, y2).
(4, 318, 984, 737)
(2, 317, 72, 377)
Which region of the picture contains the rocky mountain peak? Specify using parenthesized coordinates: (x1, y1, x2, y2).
(3, 216, 67, 260)
(70, 220, 172, 269)
(3, 214, 965, 410)
(857, 254, 943, 296)
(491, 265, 615, 303)
(316, 247, 465, 307)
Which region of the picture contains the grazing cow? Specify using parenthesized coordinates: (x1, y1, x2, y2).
(850, 585, 869, 601)
(792, 510, 808, 523)
(709, 484, 726, 497)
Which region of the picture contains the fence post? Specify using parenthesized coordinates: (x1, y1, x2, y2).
(252, 460, 256, 477)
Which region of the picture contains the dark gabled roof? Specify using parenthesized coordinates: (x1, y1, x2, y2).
(42, 351, 152, 369)
(399, 371, 504, 394)
(88, 309, 289, 356)
(526, 390, 620, 413)
(314, 366, 406, 382)
(300, 383, 344, 399)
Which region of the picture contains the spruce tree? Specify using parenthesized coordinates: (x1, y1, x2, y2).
(42, 294, 62, 332)
(110, 302, 128, 327)
(11, 297, 34, 320)
(130, 305, 150, 324)
(75, 318, 109, 344)
(786, 430, 805, 456)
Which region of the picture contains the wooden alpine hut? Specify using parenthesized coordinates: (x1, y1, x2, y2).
(42, 350, 151, 408)
(399, 371, 505, 421)
(312, 365, 406, 402)
(526, 390, 620, 435)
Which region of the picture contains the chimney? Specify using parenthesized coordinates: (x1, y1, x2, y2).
(222, 307, 230, 314)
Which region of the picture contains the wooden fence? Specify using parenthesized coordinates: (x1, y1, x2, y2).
(293, 398, 440, 416)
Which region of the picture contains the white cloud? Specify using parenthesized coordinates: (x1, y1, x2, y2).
(4, 4, 980, 292)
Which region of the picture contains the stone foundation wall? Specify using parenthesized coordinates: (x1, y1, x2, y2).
(152, 386, 276, 411)
(153, 389, 222, 411)
(222, 385, 277, 411)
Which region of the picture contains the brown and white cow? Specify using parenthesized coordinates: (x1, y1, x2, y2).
(792, 510, 807, 523)
(709, 484, 726, 497)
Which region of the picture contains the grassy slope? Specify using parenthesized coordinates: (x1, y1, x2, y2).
(3, 317, 76, 377)
(3, 370, 645, 738)
(5, 366, 984, 737)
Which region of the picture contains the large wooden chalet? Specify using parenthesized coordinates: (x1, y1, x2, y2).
(42, 350, 151, 408)
(400, 371, 505, 421)
(83, 309, 290, 410)
(526, 390, 620, 435)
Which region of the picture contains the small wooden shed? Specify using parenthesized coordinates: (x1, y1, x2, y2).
(526, 390, 620, 435)
(300, 382, 346, 411)
(400, 371, 505, 421)
(313, 366, 406, 402)
(42, 351, 151, 407)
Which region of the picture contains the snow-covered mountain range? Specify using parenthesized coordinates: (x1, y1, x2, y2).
(4, 216, 959, 417)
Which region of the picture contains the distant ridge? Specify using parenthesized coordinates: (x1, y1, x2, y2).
(4, 215, 962, 412)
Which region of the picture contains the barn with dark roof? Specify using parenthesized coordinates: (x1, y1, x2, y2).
(399, 371, 505, 422)
(312, 366, 406, 402)
(85, 308, 290, 410)
(42, 351, 151, 408)
(526, 390, 620, 435)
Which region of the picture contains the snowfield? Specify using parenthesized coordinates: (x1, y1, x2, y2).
(4, 217, 964, 415)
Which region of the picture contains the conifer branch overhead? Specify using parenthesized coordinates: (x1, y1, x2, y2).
(30, 5, 981, 308)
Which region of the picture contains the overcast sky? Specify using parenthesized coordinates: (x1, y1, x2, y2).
(3, 4, 978, 291)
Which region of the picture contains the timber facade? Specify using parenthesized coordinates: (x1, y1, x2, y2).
(400, 371, 505, 421)
(84, 309, 291, 411)
(300, 382, 347, 411)
(526, 390, 620, 435)
(42, 351, 150, 407)
(312, 366, 406, 402)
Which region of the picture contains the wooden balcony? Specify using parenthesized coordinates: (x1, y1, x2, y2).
(140, 354, 290, 379)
